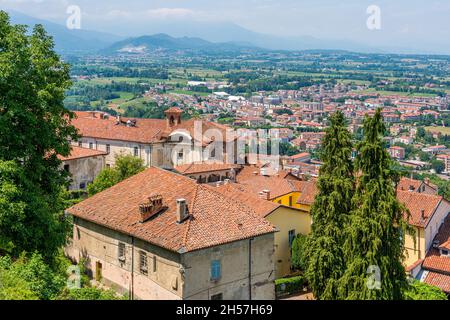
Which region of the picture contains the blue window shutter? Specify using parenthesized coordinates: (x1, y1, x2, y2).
(211, 260, 221, 280)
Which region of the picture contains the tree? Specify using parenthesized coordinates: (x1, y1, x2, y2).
(431, 159, 445, 174)
(404, 280, 447, 300)
(339, 109, 410, 300)
(87, 168, 120, 197)
(291, 234, 308, 272)
(0, 11, 78, 258)
(304, 111, 355, 300)
(87, 154, 145, 196)
(115, 154, 145, 180)
(0, 253, 65, 300)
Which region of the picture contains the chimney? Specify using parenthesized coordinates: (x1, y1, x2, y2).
(260, 190, 270, 200)
(421, 209, 425, 221)
(139, 194, 164, 223)
(116, 115, 121, 124)
(176, 199, 189, 223)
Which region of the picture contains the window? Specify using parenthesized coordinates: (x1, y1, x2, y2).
(211, 293, 223, 300)
(89, 142, 93, 149)
(210, 260, 221, 281)
(64, 164, 70, 172)
(106, 144, 110, 154)
(76, 227, 81, 240)
(288, 230, 296, 248)
(152, 255, 157, 273)
(178, 150, 183, 160)
(134, 147, 139, 157)
(289, 196, 293, 207)
(118, 242, 126, 262)
(79, 182, 86, 190)
(78, 141, 82, 147)
(139, 251, 148, 274)
(442, 250, 449, 256)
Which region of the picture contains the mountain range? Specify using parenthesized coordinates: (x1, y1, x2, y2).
(5, 10, 381, 55)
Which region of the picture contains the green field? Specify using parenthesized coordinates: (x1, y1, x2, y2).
(425, 126, 450, 135)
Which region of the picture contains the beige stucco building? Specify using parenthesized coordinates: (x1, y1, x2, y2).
(59, 146, 107, 191)
(66, 167, 277, 300)
(71, 108, 232, 170)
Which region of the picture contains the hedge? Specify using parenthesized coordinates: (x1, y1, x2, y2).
(275, 275, 305, 295)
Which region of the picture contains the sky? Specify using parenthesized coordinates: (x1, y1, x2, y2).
(1, 0, 450, 54)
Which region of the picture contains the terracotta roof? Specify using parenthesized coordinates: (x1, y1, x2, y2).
(58, 146, 107, 161)
(67, 167, 276, 253)
(71, 111, 231, 145)
(397, 191, 443, 228)
(423, 271, 450, 293)
(296, 180, 318, 205)
(175, 162, 241, 175)
(422, 215, 450, 274)
(213, 183, 281, 218)
(236, 168, 305, 199)
(72, 111, 167, 144)
(397, 177, 422, 192)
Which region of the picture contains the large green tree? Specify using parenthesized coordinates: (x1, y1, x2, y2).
(87, 154, 145, 196)
(305, 111, 355, 299)
(0, 11, 78, 258)
(339, 109, 410, 300)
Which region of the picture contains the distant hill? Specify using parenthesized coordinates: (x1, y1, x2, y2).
(7, 10, 123, 54)
(102, 33, 260, 54)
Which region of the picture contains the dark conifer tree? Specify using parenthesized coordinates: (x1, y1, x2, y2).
(338, 108, 409, 300)
(305, 111, 354, 299)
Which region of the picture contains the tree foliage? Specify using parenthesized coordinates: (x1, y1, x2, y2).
(404, 280, 447, 300)
(338, 109, 410, 300)
(291, 234, 308, 272)
(0, 11, 78, 258)
(87, 154, 145, 196)
(304, 111, 355, 300)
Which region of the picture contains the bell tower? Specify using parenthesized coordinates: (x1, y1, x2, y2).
(165, 107, 183, 128)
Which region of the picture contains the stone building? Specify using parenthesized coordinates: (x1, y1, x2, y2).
(58, 146, 107, 191)
(66, 167, 277, 300)
(71, 108, 232, 169)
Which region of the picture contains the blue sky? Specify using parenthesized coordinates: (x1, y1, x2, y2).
(1, 0, 450, 53)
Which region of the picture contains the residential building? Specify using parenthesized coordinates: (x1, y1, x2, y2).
(420, 215, 450, 294)
(66, 167, 276, 300)
(398, 191, 450, 267)
(59, 146, 107, 191)
(388, 146, 405, 160)
(216, 182, 311, 278)
(71, 108, 231, 169)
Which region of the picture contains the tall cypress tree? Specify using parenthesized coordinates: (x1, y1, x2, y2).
(338, 109, 409, 300)
(305, 111, 354, 300)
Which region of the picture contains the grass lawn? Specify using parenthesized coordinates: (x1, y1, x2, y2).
(425, 126, 450, 135)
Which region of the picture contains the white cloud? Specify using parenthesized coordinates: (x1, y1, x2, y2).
(145, 8, 195, 19)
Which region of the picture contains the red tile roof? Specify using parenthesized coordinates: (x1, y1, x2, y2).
(397, 177, 422, 192)
(296, 180, 318, 205)
(397, 191, 443, 228)
(236, 167, 305, 199)
(71, 111, 231, 145)
(423, 271, 450, 293)
(422, 215, 450, 274)
(67, 167, 276, 253)
(58, 146, 107, 161)
(213, 183, 281, 218)
(175, 162, 241, 175)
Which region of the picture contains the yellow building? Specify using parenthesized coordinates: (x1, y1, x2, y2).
(216, 183, 311, 278)
(397, 190, 449, 268)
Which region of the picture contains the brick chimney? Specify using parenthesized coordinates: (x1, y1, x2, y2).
(259, 190, 271, 200)
(139, 194, 164, 223)
(176, 199, 189, 223)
